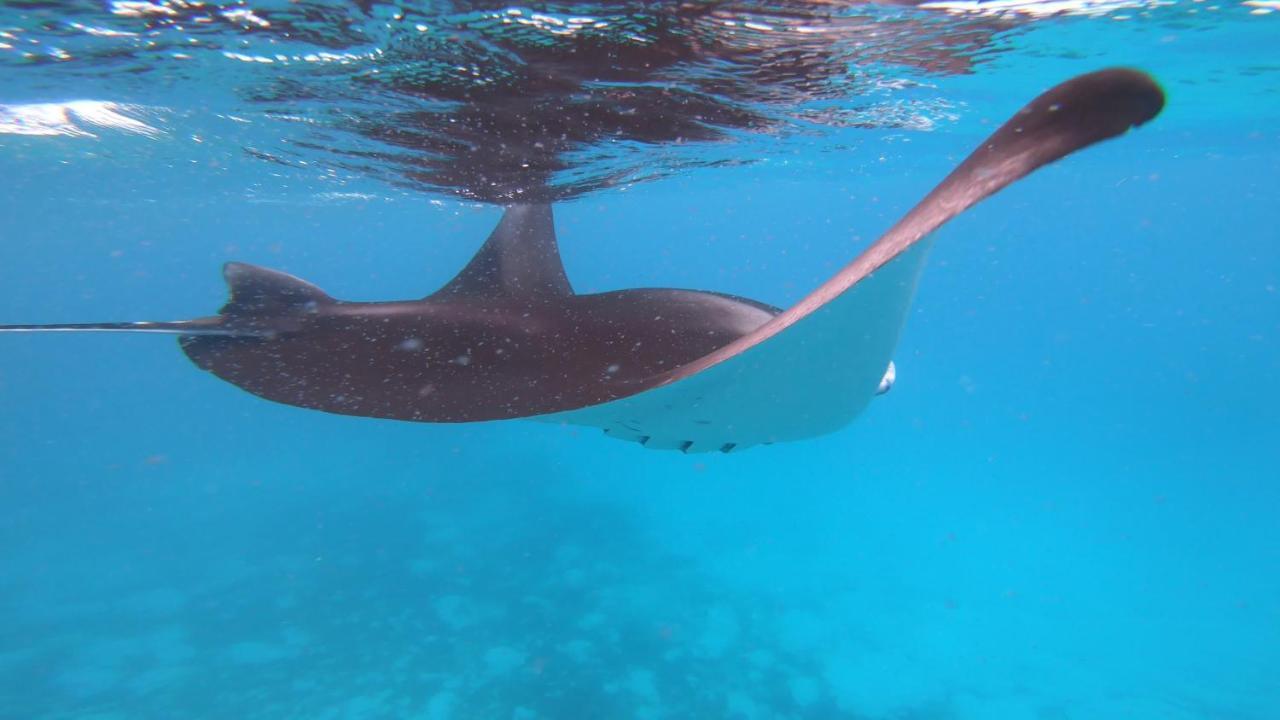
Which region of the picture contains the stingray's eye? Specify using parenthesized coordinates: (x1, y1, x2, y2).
(876, 361, 896, 396)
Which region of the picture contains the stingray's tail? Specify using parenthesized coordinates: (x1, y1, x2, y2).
(0, 318, 270, 337)
(1, 262, 330, 339)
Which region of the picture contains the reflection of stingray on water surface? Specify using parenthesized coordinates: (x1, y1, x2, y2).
(287, 1, 1013, 202)
(0, 69, 1164, 451)
(22, 1, 1011, 201)
(246, 1, 1019, 202)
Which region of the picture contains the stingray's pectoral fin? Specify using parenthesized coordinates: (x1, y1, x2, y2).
(0, 318, 274, 337)
(548, 68, 1165, 452)
(877, 67, 1165, 257)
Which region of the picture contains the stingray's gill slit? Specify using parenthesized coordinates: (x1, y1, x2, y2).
(0, 69, 1164, 452)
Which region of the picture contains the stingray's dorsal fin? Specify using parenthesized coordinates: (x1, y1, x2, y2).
(220, 262, 334, 316)
(435, 204, 573, 299)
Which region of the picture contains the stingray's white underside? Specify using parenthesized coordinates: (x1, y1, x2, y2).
(541, 240, 935, 452)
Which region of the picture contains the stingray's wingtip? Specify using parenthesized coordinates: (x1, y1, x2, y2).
(1027, 67, 1166, 141)
(1093, 66, 1165, 125)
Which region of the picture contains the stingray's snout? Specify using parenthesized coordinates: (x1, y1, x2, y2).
(876, 361, 896, 396)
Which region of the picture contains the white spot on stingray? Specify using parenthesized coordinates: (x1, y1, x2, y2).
(397, 337, 424, 351)
(876, 361, 896, 395)
(605, 364, 620, 375)
(452, 354, 471, 366)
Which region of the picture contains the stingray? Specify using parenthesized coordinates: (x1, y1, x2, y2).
(1, 69, 1163, 452)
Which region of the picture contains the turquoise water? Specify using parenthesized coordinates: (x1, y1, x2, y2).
(2, 2, 1278, 719)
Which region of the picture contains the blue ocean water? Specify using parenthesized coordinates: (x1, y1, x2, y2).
(1, 2, 1278, 719)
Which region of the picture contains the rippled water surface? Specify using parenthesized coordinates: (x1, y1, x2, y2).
(3, 0, 1274, 199)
